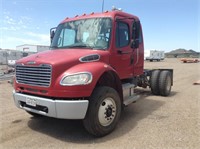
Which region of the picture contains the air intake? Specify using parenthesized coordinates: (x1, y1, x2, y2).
(79, 54, 100, 62)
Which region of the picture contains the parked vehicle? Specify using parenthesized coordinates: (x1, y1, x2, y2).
(146, 50, 165, 61)
(181, 58, 200, 63)
(13, 10, 173, 137)
(8, 60, 16, 67)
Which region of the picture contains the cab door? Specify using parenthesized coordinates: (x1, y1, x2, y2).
(110, 19, 134, 79)
(131, 21, 144, 76)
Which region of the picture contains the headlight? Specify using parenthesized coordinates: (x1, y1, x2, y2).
(60, 72, 92, 86)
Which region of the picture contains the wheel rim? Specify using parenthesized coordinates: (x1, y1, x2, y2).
(98, 97, 117, 127)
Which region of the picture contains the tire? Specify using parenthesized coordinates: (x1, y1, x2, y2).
(83, 86, 121, 137)
(159, 71, 172, 96)
(150, 70, 160, 95)
(26, 111, 43, 117)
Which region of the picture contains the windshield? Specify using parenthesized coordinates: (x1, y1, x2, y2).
(50, 18, 112, 50)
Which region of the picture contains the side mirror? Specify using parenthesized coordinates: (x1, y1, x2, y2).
(131, 39, 139, 49)
(50, 27, 56, 43)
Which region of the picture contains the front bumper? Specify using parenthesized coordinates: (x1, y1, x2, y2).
(13, 91, 89, 119)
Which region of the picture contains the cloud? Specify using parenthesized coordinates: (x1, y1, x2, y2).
(0, 26, 20, 31)
(0, 36, 38, 49)
(20, 16, 32, 23)
(0, 11, 50, 49)
(1, 13, 32, 31)
(3, 10, 10, 15)
(2, 37, 37, 44)
(4, 15, 16, 25)
(12, 1, 17, 5)
(26, 32, 49, 42)
(0, 34, 50, 49)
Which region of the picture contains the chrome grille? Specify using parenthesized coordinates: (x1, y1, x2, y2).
(16, 65, 52, 87)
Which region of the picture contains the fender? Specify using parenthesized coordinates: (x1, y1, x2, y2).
(52, 62, 120, 98)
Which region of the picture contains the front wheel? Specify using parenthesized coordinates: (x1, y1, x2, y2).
(83, 86, 121, 137)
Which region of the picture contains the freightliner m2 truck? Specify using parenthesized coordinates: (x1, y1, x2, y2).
(13, 10, 173, 137)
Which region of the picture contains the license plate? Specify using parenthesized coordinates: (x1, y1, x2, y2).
(26, 97, 37, 107)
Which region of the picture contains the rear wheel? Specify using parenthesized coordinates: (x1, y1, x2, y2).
(150, 70, 160, 95)
(159, 71, 172, 96)
(83, 86, 121, 137)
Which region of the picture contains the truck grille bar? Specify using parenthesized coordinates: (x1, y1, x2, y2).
(16, 65, 52, 87)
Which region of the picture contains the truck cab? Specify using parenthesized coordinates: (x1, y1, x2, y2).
(50, 10, 144, 79)
(13, 10, 173, 137)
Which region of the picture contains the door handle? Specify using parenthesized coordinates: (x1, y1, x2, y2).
(117, 50, 132, 55)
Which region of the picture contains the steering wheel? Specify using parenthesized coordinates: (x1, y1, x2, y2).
(98, 35, 109, 41)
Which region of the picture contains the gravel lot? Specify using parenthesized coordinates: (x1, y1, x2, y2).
(0, 58, 200, 149)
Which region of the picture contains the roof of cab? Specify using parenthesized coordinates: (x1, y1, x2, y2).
(60, 10, 139, 24)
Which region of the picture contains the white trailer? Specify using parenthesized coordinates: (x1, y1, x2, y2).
(16, 44, 50, 53)
(8, 60, 16, 66)
(146, 50, 165, 61)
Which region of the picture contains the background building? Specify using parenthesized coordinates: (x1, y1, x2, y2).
(16, 44, 50, 53)
(0, 50, 22, 65)
(0, 44, 50, 65)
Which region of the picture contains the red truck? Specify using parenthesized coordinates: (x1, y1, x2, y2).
(13, 10, 173, 137)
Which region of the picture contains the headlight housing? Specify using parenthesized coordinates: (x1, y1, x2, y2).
(60, 72, 92, 86)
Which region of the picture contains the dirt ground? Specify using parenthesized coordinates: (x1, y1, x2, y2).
(0, 58, 200, 149)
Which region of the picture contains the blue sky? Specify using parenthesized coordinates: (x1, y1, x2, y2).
(0, 0, 199, 52)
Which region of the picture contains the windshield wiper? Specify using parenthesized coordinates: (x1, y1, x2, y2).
(65, 44, 94, 49)
(50, 46, 58, 49)
(93, 47, 107, 51)
(51, 44, 107, 50)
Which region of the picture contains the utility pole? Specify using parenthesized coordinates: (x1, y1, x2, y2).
(4, 51, 8, 70)
(102, 0, 104, 12)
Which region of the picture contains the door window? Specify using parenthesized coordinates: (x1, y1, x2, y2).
(116, 22, 130, 48)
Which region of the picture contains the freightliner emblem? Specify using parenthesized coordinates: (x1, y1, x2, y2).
(27, 61, 36, 65)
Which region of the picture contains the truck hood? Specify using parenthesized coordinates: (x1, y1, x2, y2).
(17, 49, 109, 77)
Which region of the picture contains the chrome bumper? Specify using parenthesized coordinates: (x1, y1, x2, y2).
(13, 91, 89, 119)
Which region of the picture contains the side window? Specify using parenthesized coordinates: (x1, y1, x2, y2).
(132, 21, 142, 43)
(116, 22, 130, 48)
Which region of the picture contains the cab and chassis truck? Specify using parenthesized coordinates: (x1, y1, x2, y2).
(13, 10, 173, 137)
